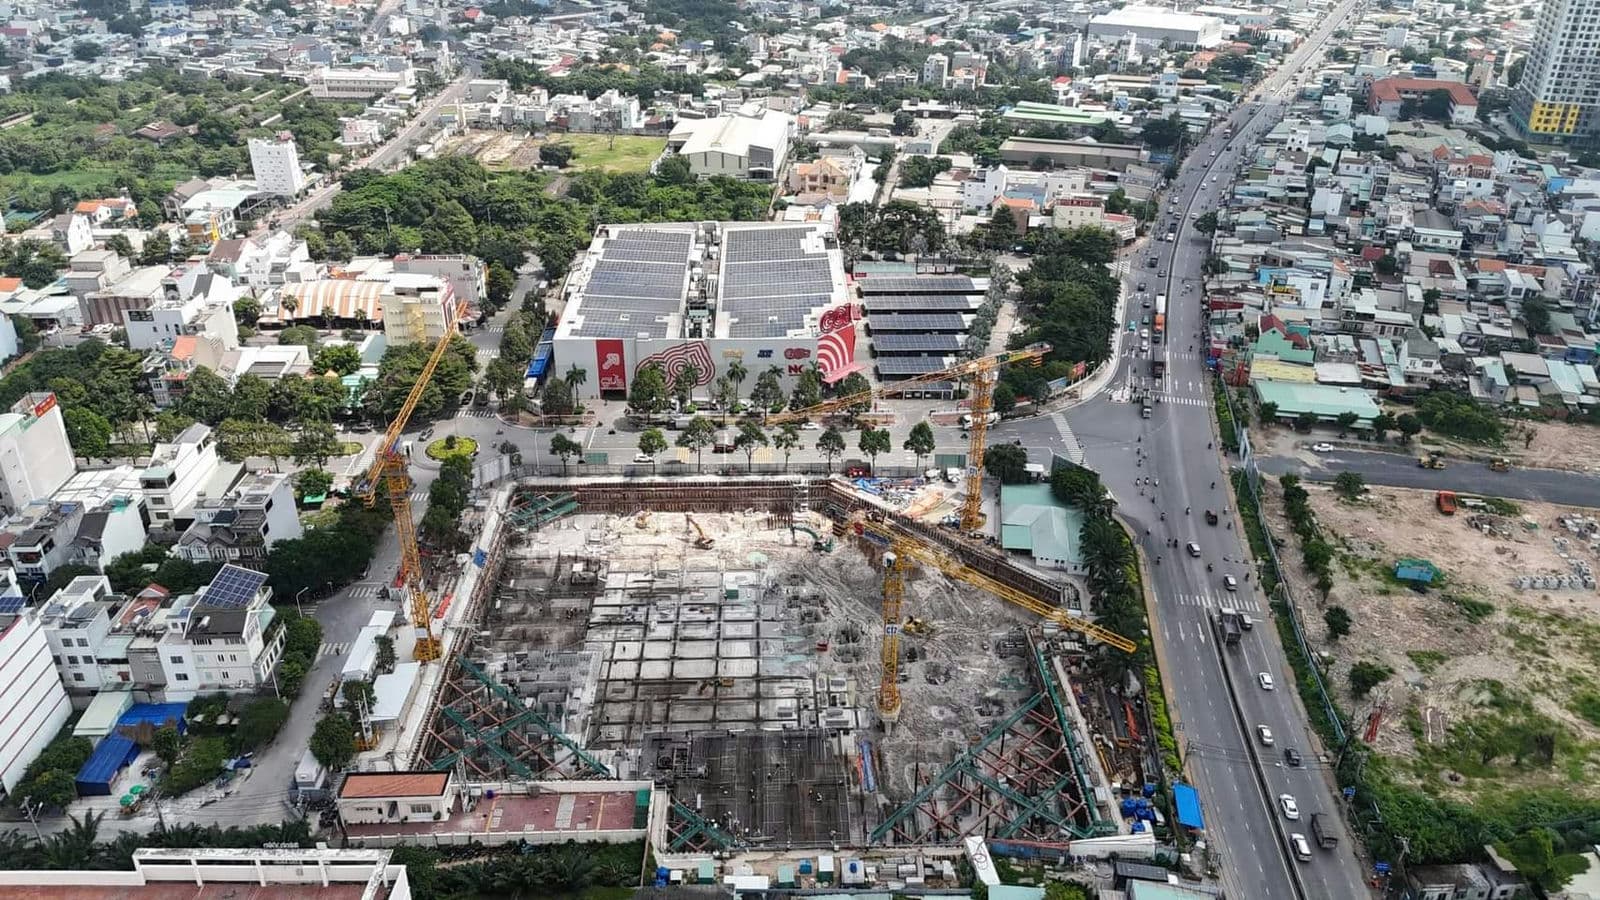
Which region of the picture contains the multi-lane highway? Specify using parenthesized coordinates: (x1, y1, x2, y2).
(997, 4, 1370, 896)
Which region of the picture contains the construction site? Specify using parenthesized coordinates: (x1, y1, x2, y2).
(410, 476, 1164, 856)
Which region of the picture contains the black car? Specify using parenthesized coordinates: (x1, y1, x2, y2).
(1284, 747, 1302, 767)
(1137, 281, 1147, 291)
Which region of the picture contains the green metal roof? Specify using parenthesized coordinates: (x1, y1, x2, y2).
(999, 483, 1083, 567)
(1251, 379, 1382, 422)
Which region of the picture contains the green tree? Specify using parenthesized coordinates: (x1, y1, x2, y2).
(816, 426, 846, 471)
(309, 713, 357, 770)
(711, 375, 737, 423)
(725, 358, 748, 400)
(1335, 411, 1360, 437)
(1333, 470, 1365, 500)
(1193, 210, 1219, 234)
(638, 427, 668, 463)
(419, 199, 477, 254)
(486, 261, 515, 307)
(1396, 413, 1422, 444)
(1348, 660, 1393, 699)
(540, 377, 576, 416)
(233, 699, 290, 753)
(278, 324, 320, 349)
(499, 319, 535, 365)
(734, 421, 767, 470)
(991, 382, 1017, 415)
(539, 143, 574, 167)
(773, 424, 800, 472)
(180, 366, 235, 425)
(1051, 465, 1112, 517)
(857, 427, 891, 471)
(789, 367, 822, 410)
(295, 467, 334, 500)
(629, 363, 669, 421)
(1374, 253, 1399, 276)
(233, 296, 262, 327)
(748, 368, 784, 415)
(676, 415, 716, 472)
(1496, 827, 1591, 892)
(1324, 605, 1352, 640)
(63, 407, 112, 459)
(671, 363, 701, 407)
(1523, 297, 1553, 335)
(549, 433, 583, 474)
(291, 421, 341, 468)
(1294, 411, 1318, 432)
(903, 421, 935, 470)
(983, 443, 1030, 484)
(1371, 411, 1396, 443)
(312, 344, 362, 376)
(152, 726, 183, 765)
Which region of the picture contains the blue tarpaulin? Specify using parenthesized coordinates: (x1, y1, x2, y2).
(1173, 782, 1204, 829)
(118, 702, 188, 734)
(75, 735, 139, 796)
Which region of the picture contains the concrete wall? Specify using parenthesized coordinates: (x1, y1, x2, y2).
(557, 335, 826, 399)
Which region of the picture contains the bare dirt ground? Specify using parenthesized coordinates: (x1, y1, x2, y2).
(1258, 479, 1600, 795)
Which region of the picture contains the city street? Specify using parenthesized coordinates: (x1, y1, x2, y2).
(1261, 444, 1600, 506)
(993, 5, 1371, 897)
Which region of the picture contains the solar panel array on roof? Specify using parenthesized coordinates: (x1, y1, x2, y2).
(877, 356, 952, 376)
(203, 565, 268, 608)
(857, 276, 977, 294)
(860, 295, 981, 312)
(720, 226, 839, 338)
(0, 595, 23, 614)
(873, 333, 965, 353)
(573, 228, 697, 339)
(868, 313, 968, 332)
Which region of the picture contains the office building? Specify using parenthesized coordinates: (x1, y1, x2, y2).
(248, 132, 307, 197)
(923, 52, 950, 87)
(1513, 0, 1600, 140)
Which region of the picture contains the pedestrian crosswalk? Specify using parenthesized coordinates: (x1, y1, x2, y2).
(483, 325, 505, 334)
(477, 348, 500, 360)
(410, 490, 429, 503)
(1154, 393, 1212, 408)
(455, 408, 497, 418)
(1168, 592, 1260, 614)
(316, 642, 350, 660)
(346, 583, 382, 600)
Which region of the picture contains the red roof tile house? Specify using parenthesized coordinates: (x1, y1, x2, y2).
(338, 771, 458, 826)
(1366, 78, 1478, 125)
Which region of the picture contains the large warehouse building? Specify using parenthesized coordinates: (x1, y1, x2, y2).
(554, 222, 858, 401)
(1087, 5, 1224, 48)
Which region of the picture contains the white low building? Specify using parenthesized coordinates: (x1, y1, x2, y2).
(0, 570, 71, 795)
(668, 106, 794, 180)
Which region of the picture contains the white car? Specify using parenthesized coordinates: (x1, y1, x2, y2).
(1186, 541, 1201, 558)
(1311, 442, 1335, 453)
(1223, 574, 1238, 591)
(1258, 725, 1274, 746)
(633, 452, 655, 464)
(799, 422, 822, 430)
(1279, 794, 1300, 820)
(1259, 672, 1275, 691)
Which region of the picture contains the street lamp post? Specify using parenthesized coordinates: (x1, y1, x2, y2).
(295, 587, 309, 617)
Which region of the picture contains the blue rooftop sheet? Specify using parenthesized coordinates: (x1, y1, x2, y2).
(75, 735, 138, 795)
(1173, 782, 1204, 829)
(118, 702, 188, 733)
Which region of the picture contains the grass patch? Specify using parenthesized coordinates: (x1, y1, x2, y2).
(336, 440, 362, 456)
(1213, 378, 1239, 453)
(1570, 692, 1600, 728)
(1407, 650, 1450, 674)
(1441, 593, 1495, 624)
(557, 133, 667, 173)
(1484, 497, 1521, 516)
(425, 436, 477, 461)
(1145, 664, 1180, 773)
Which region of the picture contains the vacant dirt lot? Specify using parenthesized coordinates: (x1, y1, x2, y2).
(1259, 479, 1600, 797)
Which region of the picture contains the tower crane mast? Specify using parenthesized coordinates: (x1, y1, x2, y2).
(356, 301, 462, 663)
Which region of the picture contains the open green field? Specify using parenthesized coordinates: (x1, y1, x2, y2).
(557, 133, 666, 173)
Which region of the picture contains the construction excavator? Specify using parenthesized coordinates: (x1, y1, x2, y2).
(771, 343, 1051, 533)
(686, 515, 715, 549)
(852, 516, 1135, 724)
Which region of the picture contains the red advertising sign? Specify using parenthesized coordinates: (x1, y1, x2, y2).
(31, 394, 57, 419)
(596, 340, 626, 392)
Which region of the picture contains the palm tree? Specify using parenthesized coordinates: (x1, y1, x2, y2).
(45, 810, 103, 869)
(280, 294, 299, 321)
(726, 358, 748, 403)
(564, 365, 587, 391)
(0, 829, 42, 869)
(1080, 517, 1132, 600)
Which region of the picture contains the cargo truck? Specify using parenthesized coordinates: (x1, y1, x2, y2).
(1311, 813, 1338, 849)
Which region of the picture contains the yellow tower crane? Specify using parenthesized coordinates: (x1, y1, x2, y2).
(356, 300, 462, 664)
(853, 518, 1135, 724)
(770, 343, 1050, 532)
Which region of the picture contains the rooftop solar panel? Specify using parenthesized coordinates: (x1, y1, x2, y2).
(203, 565, 268, 609)
(876, 356, 952, 376)
(872, 333, 965, 353)
(868, 313, 968, 332)
(857, 276, 978, 294)
(861, 295, 982, 312)
(0, 595, 24, 614)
